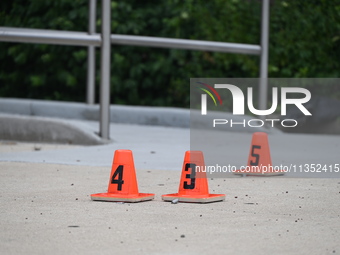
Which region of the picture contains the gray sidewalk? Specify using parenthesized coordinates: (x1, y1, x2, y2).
(0, 121, 189, 170)
(0, 119, 339, 177)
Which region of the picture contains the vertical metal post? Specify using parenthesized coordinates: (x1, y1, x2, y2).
(99, 0, 111, 139)
(87, 0, 96, 104)
(259, 0, 270, 113)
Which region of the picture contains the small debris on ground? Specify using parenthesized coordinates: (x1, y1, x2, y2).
(171, 199, 179, 204)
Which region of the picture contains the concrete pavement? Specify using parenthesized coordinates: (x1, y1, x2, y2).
(0, 162, 339, 255)
(0, 99, 340, 254)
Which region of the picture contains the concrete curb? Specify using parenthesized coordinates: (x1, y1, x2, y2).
(0, 114, 106, 145)
(0, 98, 190, 127)
(0, 98, 279, 131)
(0, 98, 279, 144)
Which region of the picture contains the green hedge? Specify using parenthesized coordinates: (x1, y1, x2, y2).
(0, 0, 339, 107)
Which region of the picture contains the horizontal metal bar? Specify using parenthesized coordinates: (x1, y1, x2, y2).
(0, 27, 101, 47)
(111, 34, 261, 55)
(0, 27, 261, 55)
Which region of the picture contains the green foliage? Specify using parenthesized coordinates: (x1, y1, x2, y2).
(0, 0, 339, 107)
(269, 0, 340, 78)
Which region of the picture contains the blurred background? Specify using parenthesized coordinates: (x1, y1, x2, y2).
(1, 0, 339, 109)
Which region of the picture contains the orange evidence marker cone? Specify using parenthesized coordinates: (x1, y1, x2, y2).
(91, 150, 154, 202)
(233, 132, 285, 176)
(162, 151, 225, 203)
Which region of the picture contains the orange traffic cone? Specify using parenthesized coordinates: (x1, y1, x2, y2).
(233, 132, 285, 176)
(162, 151, 225, 203)
(91, 150, 155, 202)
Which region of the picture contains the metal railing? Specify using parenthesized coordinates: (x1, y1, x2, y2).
(87, 0, 97, 105)
(0, 0, 270, 139)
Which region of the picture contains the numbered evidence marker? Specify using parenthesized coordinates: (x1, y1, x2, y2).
(91, 150, 154, 202)
(162, 151, 225, 203)
(233, 132, 285, 176)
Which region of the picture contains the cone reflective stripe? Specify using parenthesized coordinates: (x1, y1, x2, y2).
(162, 151, 225, 203)
(233, 132, 285, 176)
(91, 150, 154, 202)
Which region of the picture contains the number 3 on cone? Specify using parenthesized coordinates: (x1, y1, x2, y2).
(183, 163, 196, 189)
